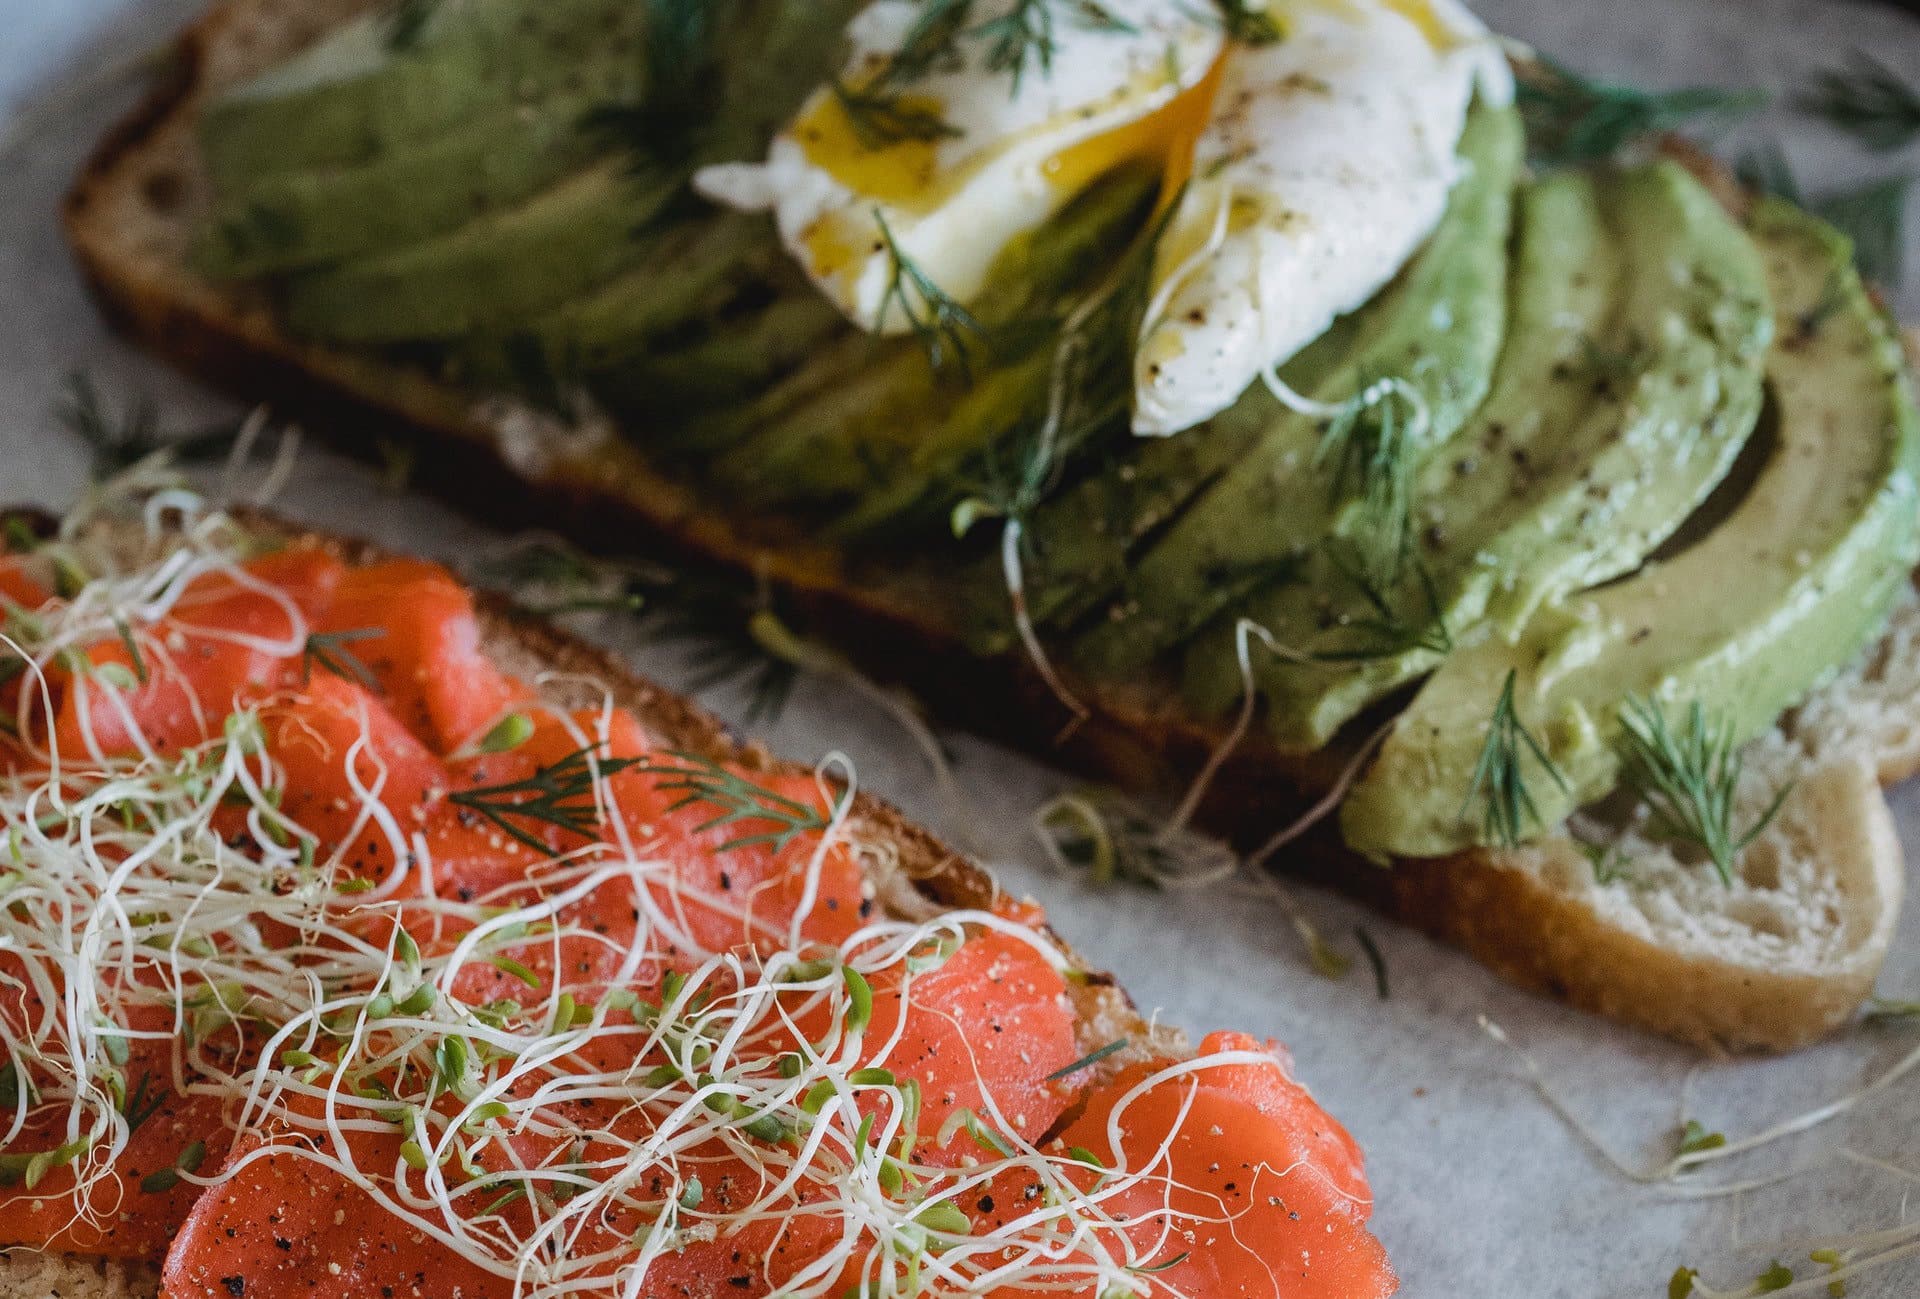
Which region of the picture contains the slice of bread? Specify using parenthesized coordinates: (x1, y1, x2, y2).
(59, 0, 1920, 1052)
(0, 506, 1182, 1298)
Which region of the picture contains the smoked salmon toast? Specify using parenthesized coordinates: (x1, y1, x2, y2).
(0, 488, 1393, 1298)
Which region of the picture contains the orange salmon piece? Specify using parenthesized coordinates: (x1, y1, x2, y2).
(316, 560, 528, 754)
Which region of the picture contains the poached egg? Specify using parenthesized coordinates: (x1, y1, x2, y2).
(694, 0, 1226, 335)
(1132, 0, 1513, 435)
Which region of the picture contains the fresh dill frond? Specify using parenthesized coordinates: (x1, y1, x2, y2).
(875, 211, 992, 382)
(301, 629, 383, 693)
(1814, 175, 1911, 290)
(832, 80, 962, 149)
(1799, 50, 1920, 153)
(972, 0, 1137, 90)
(1737, 142, 1912, 289)
(1313, 382, 1419, 588)
(450, 745, 644, 854)
(384, 0, 440, 52)
(1617, 696, 1791, 887)
(1315, 546, 1452, 662)
(1210, 0, 1284, 45)
(631, 751, 832, 854)
(888, 0, 976, 84)
(56, 372, 242, 478)
(583, 0, 723, 164)
(1517, 56, 1765, 168)
(1462, 670, 1568, 849)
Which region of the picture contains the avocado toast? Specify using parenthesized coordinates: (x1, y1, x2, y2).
(62, 0, 1920, 1051)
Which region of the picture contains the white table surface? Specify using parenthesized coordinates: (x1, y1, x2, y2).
(6, 3, 1920, 1295)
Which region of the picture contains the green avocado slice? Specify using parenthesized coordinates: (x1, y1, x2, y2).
(283, 159, 684, 343)
(697, 167, 1162, 519)
(1184, 160, 1775, 752)
(1060, 103, 1522, 676)
(202, 0, 647, 180)
(1341, 197, 1920, 861)
(198, 71, 639, 278)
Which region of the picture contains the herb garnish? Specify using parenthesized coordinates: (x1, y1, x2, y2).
(1617, 696, 1790, 887)
(1354, 926, 1389, 1000)
(973, 0, 1137, 90)
(384, 0, 440, 52)
(57, 371, 244, 478)
(1517, 56, 1765, 168)
(1314, 383, 1423, 591)
(1799, 50, 1920, 153)
(1210, 0, 1284, 46)
(1316, 547, 1453, 663)
(450, 745, 643, 853)
(875, 211, 992, 381)
(1462, 670, 1568, 848)
(631, 751, 834, 854)
(1738, 143, 1912, 289)
(1042, 1038, 1128, 1080)
(832, 80, 963, 148)
(301, 629, 383, 693)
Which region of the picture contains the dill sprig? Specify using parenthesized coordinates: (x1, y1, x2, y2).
(1617, 696, 1791, 887)
(1737, 142, 1912, 289)
(583, 0, 723, 164)
(875, 211, 992, 382)
(385, 0, 440, 52)
(450, 745, 644, 854)
(1462, 670, 1569, 849)
(1799, 50, 1920, 153)
(1210, 0, 1284, 45)
(477, 541, 798, 722)
(972, 0, 1136, 90)
(832, 80, 963, 149)
(1517, 56, 1766, 168)
(1316, 546, 1452, 663)
(301, 629, 383, 693)
(57, 372, 243, 478)
(1313, 382, 1419, 589)
(632, 752, 832, 854)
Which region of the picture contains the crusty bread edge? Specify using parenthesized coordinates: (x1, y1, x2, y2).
(56, 0, 1920, 1052)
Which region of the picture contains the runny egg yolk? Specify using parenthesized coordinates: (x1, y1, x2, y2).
(795, 55, 1226, 292)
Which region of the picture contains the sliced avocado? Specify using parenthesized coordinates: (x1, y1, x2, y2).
(1061, 103, 1522, 676)
(700, 168, 1162, 517)
(1184, 160, 1775, 751)
(283, 160, 683, 343)
(198, 75, 636, 278)
(202, 0, 648, 180)
(592, 294, 850, 419)
(1341, 198, 1920, 860)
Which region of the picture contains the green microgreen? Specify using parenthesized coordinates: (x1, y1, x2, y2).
(1354, 926, 1389, 1000)
(138, 1138, 206, 1194)
(1462, 670, 1569, 848)
(633, 751, 833, 854)
(1042, 1038, 1127, 1081)
(1517, 55, 1766, 168)
(449, 745, 643, 854)
(1675, 1119, 1726, 1159)
(477, 712, 534, 755)
(1799, 50, 1920, 152)
(1617, 696, 1791, 887)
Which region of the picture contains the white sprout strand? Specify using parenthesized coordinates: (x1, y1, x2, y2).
(1248, 716, 1396, 870)
(0, 497, 1348, 1296)
(1476, 1017, 1854, 1198)
(1162, 618, 1302, 841)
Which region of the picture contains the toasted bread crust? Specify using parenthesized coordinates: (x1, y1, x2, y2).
(59, 0, 1918, 1052)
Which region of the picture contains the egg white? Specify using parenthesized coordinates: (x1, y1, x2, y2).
(693, 0, 1225, 335)
(1131, 0, 1513, 437)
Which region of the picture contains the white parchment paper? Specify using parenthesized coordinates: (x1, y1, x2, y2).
(6, 3, 1920, 1294)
